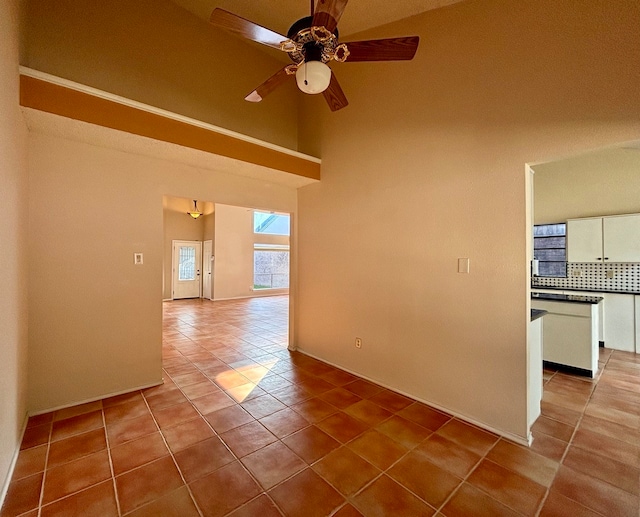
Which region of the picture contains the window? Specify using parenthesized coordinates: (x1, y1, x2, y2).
(534, 223, 567, 277)
(178, 246, 196, 281)
(254, 244, 289, 289)
(254, 211, 290, 236)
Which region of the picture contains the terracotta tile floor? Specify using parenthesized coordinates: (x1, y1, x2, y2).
(2, 296, 640, 516)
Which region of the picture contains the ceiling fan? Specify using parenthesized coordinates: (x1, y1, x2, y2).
(210, 0, 420, 111)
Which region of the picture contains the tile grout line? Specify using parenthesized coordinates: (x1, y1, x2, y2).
(34, 419, 53, 517)
(432, 427, 506, 516)
(102, 405, 123, 517)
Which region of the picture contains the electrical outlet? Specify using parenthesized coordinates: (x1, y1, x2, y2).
(355, 337, 362, 349)
(572, 269, 581, 277)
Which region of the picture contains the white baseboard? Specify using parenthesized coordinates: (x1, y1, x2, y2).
(213, 290, 289, 302)
(296, 348, 530, 447)
(0, 412, 29, 510)
(28, 379, 164, 417)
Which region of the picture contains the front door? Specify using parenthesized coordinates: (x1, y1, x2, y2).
(172, 240, 202, 299)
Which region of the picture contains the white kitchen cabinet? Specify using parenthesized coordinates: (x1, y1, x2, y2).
(530, 299, 599, 377)
(567, 218, 603, 263)
(603, 214, 640, 262)
(528, 315, 543, 429)
(604, 293, 636, 352)
(635, 296, 640, 354)
(567, 214, 640, 263)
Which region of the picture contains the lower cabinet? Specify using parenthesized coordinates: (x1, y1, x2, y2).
(603, 293, 636, 352)
(528, 317, 543, 428)
(532, 290, 637, 352)
(636, 296, 640, 354)
(531, 299, 599, 377)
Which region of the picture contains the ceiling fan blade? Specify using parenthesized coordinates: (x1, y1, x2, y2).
(323, 72, 349, 111)
(210, 8, 288, 50)
(344, 36, 420, 62)
(245, 67, 292, 103)
(313, 0, 349, 33)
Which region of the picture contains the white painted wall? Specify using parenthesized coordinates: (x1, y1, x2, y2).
(296, 0, 640, 442)
(0, 0, 29, 497)
(534, 148, 640, 224)
(27, 132, 297, 413)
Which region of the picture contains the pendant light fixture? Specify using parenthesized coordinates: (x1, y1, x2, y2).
(187, 200, 202, 219)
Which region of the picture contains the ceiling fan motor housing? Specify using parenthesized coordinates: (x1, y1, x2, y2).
(286, 16, 339, 64)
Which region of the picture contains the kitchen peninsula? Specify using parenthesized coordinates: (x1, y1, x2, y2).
(531, 292, 603, 378)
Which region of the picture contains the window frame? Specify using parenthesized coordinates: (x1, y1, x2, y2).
(253, 244, 290, 290)
(533, 223, 567, 278)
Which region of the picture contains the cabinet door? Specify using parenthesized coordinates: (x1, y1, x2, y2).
(635, 296, 640, 354)
(604, 293, 635, 352)
(603, 214, 640, 262)
(567, 218, 603, 262)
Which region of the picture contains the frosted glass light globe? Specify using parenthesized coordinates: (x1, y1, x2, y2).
(296, 61, 331, 94)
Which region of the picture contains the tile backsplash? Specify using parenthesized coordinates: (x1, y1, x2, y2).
(532, 263, 640, 292)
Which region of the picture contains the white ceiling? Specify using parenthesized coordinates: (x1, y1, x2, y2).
(170, 0, 465, 38)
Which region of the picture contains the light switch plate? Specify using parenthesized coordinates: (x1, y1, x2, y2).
(134, 253, 143, 265)
(458, 258, 470, 274)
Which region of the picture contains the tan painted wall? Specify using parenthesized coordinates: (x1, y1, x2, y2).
(213, 204, 254, 300)
(213, 204, 290, 301)
(203, 212, 215, 243)
(27, 133, 297, 413)
(533, 148, 640, 224)
(296, 0, 640, 440)
(0, 0, 29, 494)
(23, 0, 300, 150)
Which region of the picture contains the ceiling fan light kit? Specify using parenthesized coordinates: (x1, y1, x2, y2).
(210, 0, 420, 111)
(296, 60, 332, 94)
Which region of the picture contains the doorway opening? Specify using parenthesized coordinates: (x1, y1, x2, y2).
(162, 195, 293, 357)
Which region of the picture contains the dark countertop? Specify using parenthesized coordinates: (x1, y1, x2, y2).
(531, 285, 640, 296)
(531, 292, 604, 304)
(531, 309, 548, 321)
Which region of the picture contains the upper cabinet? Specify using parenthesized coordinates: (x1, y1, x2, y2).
(567, 214, 640, 263)
(603, 215, 640, 262)
(566, 218, 603, 262)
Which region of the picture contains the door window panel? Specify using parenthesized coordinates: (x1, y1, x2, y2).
(178, 246, 196, 281)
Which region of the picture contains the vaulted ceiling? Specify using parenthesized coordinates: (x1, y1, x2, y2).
(170, 0, 465, 38)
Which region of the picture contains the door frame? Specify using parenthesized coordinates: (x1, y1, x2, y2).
(203, 239, 213, 300)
